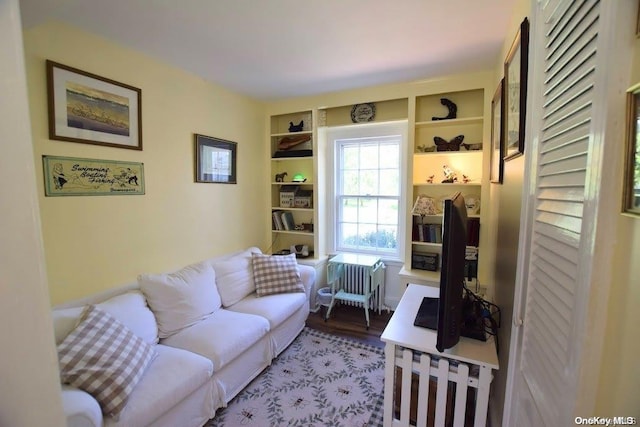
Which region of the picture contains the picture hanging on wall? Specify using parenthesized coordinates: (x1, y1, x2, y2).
(490, 79, 505, 183)
(42, 155, 145, 196)
(194, 134, 237, 184)
(46, 60, 142, 150)
(623, 82, 640, 216)
(503, 17, 529, 161)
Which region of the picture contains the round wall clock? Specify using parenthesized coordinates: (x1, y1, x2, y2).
(350, 103, 376, 123)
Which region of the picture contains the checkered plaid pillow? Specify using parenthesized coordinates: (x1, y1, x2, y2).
(57, 305, 156, 419)
(252, 253, 305, 297)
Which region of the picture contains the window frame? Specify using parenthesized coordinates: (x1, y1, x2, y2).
(327, 120, 408, 260)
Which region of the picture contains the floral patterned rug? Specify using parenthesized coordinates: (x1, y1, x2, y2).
(206, 327, 385, 427)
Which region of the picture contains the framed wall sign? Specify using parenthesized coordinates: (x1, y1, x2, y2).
(46, 60, 142, 150)
(194, 134, 237, 184)
(503, 17, 529, 161)
(490, 79, 505, 184)
(42, 155, 144, 196)
(623, 83, 640, 215)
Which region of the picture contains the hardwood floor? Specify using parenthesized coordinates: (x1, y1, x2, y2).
(305, 303, 393, 348)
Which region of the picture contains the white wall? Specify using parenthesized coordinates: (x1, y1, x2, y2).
(0, 0, 66, 424)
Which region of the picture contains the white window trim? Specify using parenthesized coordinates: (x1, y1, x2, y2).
(326, 120, 408, 261)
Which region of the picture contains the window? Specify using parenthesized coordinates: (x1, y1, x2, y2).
(329, 122, 406, 258)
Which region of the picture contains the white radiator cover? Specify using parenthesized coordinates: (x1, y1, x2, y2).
(334, 263, 386, 313)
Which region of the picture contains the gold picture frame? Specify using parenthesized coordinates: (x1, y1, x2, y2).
(623, 83, 640, 215)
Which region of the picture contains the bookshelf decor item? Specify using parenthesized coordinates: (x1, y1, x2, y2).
(194, 134, 237, 184)
(46, 60, 142, 150)
(503, 17, 529, 161)
(623, 82, 640, 215)
(350, 103, 376, 123)
(42, 155, 144, 196)
(490, 79, 505, 183)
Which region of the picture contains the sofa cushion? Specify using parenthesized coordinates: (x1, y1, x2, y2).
(210, 248, 259, 307)
(161, 309, 270, 371)
(57, 305, 156, 419)
(228, 291, 307, 329)
(251, 253, 304, 297)
(107, 344, 213, 427)
(96, 291, 159, 345)
(138, 261, 221, 339)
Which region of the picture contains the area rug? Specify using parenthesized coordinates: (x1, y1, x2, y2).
(206, 327, 385, 427)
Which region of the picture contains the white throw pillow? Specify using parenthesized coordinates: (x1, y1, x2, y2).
(252, 253, 305, 297)
(210, 249, 258, 307)
(138, 261, 221, 338)
(96, 291, 159, 344)
(58, 305, 156, 419)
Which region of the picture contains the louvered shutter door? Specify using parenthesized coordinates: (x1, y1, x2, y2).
(511, 1, 601, 425)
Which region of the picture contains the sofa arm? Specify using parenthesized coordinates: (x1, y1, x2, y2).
(61, 385, 103, 427)
(298, 264, 316, 306)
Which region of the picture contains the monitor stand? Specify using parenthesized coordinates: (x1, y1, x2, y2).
(413, 296, 486, 341)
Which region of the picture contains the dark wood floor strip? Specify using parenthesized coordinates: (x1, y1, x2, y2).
(306, 304, 393, 348)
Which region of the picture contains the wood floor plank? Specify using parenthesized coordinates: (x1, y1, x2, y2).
(305, 304, 393, 348)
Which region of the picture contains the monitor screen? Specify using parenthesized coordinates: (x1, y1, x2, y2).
(436, 192, 468, 352)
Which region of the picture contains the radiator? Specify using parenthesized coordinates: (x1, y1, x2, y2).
(334, 263, 386, 313)
(392, 347, 491, 427)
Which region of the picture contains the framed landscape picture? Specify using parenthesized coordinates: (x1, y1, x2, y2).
(503, 18, 529, 161)
(194, 134, 237, 184)
(490, 79, 504, 183)
(46, 60, 142, 150)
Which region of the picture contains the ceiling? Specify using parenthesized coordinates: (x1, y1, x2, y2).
(19, 0, 517, 101)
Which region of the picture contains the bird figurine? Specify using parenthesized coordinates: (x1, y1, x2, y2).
(288, 120, 304, 132)
(434, 135, 464, 151)
(426, 175, 435, 184)
(432, 98, 458, 120)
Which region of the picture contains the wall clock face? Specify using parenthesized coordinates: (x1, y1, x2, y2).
(351, 103, 376, 123)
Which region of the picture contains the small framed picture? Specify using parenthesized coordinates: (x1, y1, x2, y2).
(46, 60, 142, 150)
(490, 79, 505, 184)
(623, 83, 640, 215)
(194, 134, 237, 184)
(504, 18, 530, 161)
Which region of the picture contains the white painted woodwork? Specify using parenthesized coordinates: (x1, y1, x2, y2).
(381, 284, 498, 427)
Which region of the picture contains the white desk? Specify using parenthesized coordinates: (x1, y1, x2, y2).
(325, 253, 385, 329)
(381, 284, 499, 427)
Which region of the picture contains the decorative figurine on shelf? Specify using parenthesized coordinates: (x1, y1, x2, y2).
(275, 172, 287, 182)
(426, 175, 435, 184)
(442, 165, 458, 183)
(432, 98, 457, 120)
(416, 144, 436, 153)
(292, 173, 307, 183)
(462, 142, 483, 151)
(434, 135, 465, 151)
(463, 175, 471, 184)
(288, 120, 304, 132)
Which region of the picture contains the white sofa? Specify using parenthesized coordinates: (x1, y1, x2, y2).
(52, 247, 315, 427)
